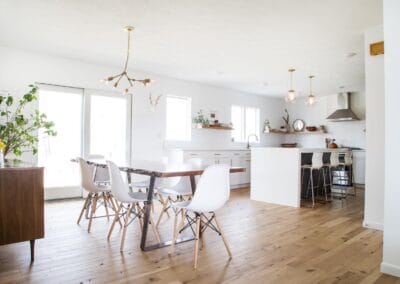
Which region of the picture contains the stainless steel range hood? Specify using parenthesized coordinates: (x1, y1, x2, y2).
(326, 92, 360, 121)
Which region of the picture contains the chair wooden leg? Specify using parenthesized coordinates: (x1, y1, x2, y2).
(136, 203, 144, 232)
(88, 194, 98, 233)
(77, 194, 90, 225)
(108, 202, 123, 240)
(200, 214, 205, 250)
(169, 209, 181, 255)
(120, 204, 133, 252)
(214, 215, 232, 258)
(193, 214, 201, 269)
(109, 196, 123, 227)
(156, 195, 168, 228)
(102, 193, 110, 221)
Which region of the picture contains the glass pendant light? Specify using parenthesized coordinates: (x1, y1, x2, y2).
(306, 75, 316, 106)
(285, 68, 296, 103)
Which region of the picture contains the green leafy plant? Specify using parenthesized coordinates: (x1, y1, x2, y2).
(192, 110, 209, 126)
(0, 84, 57, 157)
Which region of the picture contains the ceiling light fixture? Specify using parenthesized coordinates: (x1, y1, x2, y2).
(306, 75, 316, 106)
(101, 26, 152, 94)
(285, 68, 296, 103)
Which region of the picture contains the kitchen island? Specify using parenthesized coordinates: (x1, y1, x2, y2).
(250, 147, 348, 207)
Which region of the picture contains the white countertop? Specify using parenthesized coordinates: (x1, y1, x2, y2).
(298, 148, 350, 153)
(170, 148, 251, 151)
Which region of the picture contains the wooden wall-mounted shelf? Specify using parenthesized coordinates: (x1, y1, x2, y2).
(265, 130, 327, 135)
(370, 41, 384, 56)
(195, 125, 234, 130)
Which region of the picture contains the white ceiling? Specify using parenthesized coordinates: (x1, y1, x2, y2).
(0, 0, 382, 97)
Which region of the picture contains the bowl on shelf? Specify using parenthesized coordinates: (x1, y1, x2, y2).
(281, 143, 298, 148)
(306, 126, 318, 132)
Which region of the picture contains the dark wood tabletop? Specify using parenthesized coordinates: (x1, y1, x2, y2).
(73, 159, 246, 177)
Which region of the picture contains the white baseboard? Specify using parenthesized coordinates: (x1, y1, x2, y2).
(362, 220, 384, 231)
(45, 186, 82, 200)
(231, 183, 250, 190)
(381, 262, 400, 277)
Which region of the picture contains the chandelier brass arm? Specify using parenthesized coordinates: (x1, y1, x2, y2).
(102, 26, 152, 94)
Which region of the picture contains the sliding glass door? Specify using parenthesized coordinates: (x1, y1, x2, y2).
(85, 90, 131, 164)
(38, 85, 83, 198)
(38, 85, 131, 199)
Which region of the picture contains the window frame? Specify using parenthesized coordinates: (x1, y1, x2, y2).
(231, 105, 260, 143)
(165, 95, 192, 142)
(37, 83, 132, 198)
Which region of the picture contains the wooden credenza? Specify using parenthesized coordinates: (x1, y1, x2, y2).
(0, 166, 44, 261)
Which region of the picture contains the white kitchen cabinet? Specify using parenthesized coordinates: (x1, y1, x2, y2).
(183, 150, 251, 188)
(352, 150, 365, 185)
(231, 157, 243, 185)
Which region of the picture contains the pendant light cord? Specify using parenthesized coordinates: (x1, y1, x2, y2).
(123, 30, 132, 72)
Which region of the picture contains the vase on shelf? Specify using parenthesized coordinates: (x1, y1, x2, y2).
(0, 149, 4, 167)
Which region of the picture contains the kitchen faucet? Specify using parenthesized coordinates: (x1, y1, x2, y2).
(247, 134, 259, 149)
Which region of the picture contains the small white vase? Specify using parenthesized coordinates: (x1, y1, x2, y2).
(0, 150, 4, 167)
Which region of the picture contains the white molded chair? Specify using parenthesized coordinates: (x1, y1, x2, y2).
(156, 158, 202, 227)
(169, 164, 232, 269)
(301, 152, 329, 207)
(76, 157, 118, 233)
(106, 161, 160, 252)
(323, 151, 340, 187)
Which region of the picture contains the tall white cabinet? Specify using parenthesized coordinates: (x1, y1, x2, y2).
(183, 150, 251, 188)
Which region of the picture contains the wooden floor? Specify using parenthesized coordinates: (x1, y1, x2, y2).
(0, 188, 399, 284)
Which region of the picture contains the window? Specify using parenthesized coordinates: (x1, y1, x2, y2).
(166, 95, 191, 141)
(38, 84, 131, 197)
(87, 91, 130, 164)
(38, 85, 83, 188)
(231, 105, 260, 142)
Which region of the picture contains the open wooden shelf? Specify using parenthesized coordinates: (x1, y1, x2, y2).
(265, 130, 327, 135)
(195, 125, 234, 130)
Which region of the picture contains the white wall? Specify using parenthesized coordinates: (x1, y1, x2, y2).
(283, 93, 366, 148)
(364, 26, 385, 231)
(0, 46, 283, 163)
(382, 0, 400, 277)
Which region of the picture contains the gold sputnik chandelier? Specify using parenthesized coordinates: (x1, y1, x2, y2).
(101, 26, 152, 94)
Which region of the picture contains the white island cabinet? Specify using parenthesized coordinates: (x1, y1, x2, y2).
(183, 150, 251, 188)
(250, 147, 348, 208)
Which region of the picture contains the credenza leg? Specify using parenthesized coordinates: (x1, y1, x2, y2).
(30, 239, 35, 262)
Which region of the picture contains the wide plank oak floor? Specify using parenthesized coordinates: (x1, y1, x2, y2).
(0, 188, 399, 284)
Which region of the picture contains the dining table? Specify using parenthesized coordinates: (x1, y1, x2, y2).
(75, 159, 246, 251)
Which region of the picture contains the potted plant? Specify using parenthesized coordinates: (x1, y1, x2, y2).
(192, 110, 209, 128)
(0, 85, 57, 161)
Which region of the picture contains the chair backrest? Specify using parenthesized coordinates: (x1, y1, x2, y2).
(311, 152, 323, 169)
(167, 149, 184, 165)
(167, 158, 203, 193)
(330, 152, 340, 167)
(107, 161, 132, 202)
(187, 164, 230, 212)
(78, 157, 98, 193)
(344, 151, 353, 164)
